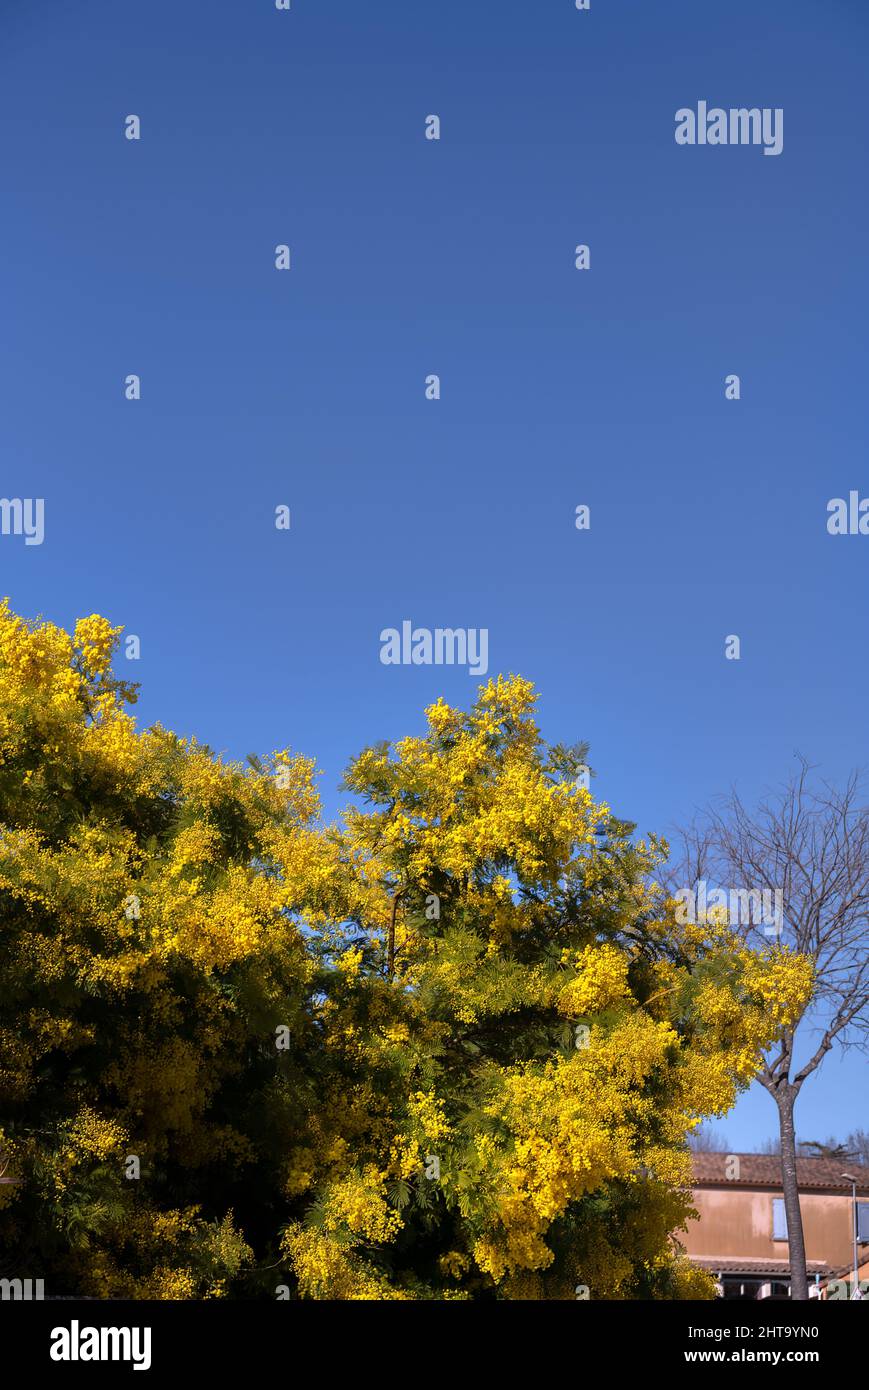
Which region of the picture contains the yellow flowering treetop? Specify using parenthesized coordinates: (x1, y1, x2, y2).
(281, 676, 813, 1299)
(0, 601, 323, 1297)
(0, 605, 812, 1299)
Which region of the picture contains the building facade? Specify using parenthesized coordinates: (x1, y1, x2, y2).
(684, 1153, 869, 1299)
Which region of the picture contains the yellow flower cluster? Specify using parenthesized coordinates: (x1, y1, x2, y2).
(73, 614, 122, 678)
(557, 944, 632, 1016)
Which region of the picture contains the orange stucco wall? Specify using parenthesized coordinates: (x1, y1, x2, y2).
(683, 1186, 856, 1268)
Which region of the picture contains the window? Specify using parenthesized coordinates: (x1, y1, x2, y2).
(773, 1198, 788, 1240)
(857, 1202, 869, 1243)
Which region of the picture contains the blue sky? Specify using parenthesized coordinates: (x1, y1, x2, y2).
(2, 0, 867, 1151)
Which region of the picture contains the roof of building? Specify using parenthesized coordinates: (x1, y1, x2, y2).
(691, 1153, 869, 1194)
(826, 1257, 869, 1282)
(691, 1257, 831, 1276)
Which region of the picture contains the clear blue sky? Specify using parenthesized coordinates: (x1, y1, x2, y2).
(2, 0, 867, 1151)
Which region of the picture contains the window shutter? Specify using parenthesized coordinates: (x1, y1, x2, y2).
(773, 1197, 788, 1240)
(857, 1202, 869, 1243)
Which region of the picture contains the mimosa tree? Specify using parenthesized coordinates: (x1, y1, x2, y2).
(0, 603, 812, 1299)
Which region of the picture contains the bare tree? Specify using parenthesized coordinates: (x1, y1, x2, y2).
(668, 759, 869, 1300)
(799, 1136, 861, 1162)
(759, 1133, 869, 1161)
(688, 1125, 730, 1153)
(844, 1128, 869, 1166)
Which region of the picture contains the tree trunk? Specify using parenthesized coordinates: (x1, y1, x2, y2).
(777, 1087, 809, 1300)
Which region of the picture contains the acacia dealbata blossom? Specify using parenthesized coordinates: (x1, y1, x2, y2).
(0, 602, 812, 1299)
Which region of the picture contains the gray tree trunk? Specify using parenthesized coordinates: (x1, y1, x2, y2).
(777, 1086, 809, 1300)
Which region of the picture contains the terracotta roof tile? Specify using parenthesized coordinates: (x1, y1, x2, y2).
(691, 1257, 830, 1275)
(691, 1152, 869, 1193)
